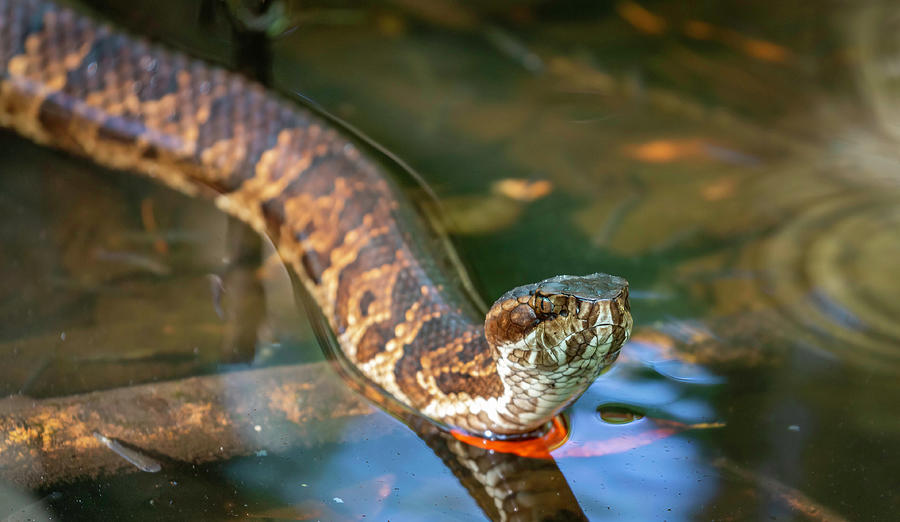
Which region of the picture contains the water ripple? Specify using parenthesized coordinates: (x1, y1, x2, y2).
(763, 192, 900, 371)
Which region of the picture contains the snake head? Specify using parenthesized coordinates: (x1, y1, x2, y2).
(483, 273, 632, 434)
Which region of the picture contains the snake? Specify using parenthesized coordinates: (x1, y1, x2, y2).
(0, 0, 632, 438)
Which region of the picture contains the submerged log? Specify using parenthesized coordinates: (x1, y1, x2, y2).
(0, 362, 379, 489)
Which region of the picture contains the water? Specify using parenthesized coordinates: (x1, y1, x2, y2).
(1, 0, 898, 519)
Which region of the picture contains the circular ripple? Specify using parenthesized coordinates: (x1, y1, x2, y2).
(764, 193, 900, 372)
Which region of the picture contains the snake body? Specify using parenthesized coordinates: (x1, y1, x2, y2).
(0, 0, 632, 437)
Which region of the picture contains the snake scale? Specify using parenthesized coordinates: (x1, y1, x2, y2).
(0, 0, 632, 438)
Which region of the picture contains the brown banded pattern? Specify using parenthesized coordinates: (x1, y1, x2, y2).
(0, 0, 632, 438)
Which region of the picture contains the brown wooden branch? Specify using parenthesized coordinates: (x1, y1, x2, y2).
(0, 362, 379, 489)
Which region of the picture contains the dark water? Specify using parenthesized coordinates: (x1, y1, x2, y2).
(1, 0, 898, 520)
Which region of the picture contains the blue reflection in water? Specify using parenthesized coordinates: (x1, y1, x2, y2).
(652, 360, 727, 385)
(223, 413, 483, 520)
(557, 360, 723, 519)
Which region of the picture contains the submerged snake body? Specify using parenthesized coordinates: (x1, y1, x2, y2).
(0, 0, 631, 437)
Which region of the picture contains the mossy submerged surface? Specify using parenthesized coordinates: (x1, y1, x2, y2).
(0, 0, 898, 519)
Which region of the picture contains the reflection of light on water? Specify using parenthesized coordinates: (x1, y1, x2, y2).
(651, 359, 726, 384)
(764, 193, 900, 372)
(222, 413, 484, 520)
(560, 365, 721, 518)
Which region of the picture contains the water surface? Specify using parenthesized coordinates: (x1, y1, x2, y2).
(1, 0, 898, 519)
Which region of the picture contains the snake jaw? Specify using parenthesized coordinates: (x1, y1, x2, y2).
(482, 273, 632, 435)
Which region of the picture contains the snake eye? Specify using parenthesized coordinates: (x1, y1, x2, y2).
(559, 309, 568, 317)
(531, 294, 553, 315)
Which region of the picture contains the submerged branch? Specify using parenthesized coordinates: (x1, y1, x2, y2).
(0, 362, 377, 489)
